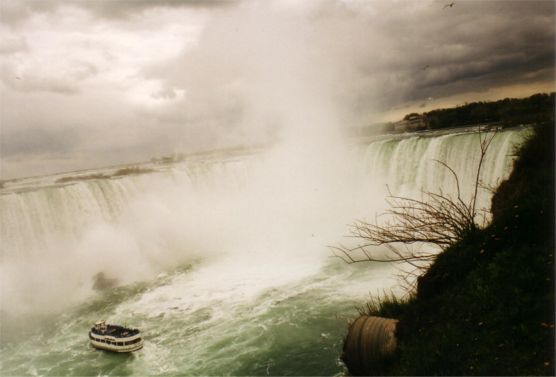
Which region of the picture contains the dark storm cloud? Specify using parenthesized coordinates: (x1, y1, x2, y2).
(353, 0, 555, 107)
(140, 0, 554, 130)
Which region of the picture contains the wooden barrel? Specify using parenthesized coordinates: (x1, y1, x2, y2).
(342, 315, 399, 375)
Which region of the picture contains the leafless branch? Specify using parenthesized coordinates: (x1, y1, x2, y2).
(333, 127, 501, 293)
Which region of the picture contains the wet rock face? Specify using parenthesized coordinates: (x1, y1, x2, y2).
(92, 272, 118, 291)
(342, 315, 399, 375)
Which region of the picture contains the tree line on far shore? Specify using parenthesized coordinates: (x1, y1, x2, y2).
(421, 92, 555, 130)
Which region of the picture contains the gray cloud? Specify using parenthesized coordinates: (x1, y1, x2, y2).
(0, 63, 81, 95)
(346, 0, 555, 106)
(0, 1, 59, 26)
(409, 2, 555, 99)
(0, 0, 234, 25)
(0, 35, 27, 55)
(83, 0, 235, 18)
(141, 0, 554, 128)
(0, 0, 554, 179)
(151, 87, 178, 100)
(0, 127, 80, 159)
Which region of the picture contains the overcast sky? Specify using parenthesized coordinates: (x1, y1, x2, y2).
(0, 0, 554, 179)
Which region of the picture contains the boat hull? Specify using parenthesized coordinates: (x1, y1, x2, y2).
(89, 330, 144, 353)
(90, 339, 144, 353)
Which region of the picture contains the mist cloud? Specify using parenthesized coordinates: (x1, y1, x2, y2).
(0, 0, 554, 179)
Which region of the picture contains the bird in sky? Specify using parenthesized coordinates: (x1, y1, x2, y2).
(443, 2, 455, 9)
(423, 64, 430, 71)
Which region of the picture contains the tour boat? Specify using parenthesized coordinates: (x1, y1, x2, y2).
(89, 320, 143, 352)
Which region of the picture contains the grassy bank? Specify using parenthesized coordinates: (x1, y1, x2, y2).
(361, 122, 555, 375)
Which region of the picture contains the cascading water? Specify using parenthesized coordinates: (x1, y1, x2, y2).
(0, 127, 530, 376)
(0, 157, 255, 259)
(356, 127, 527, 220)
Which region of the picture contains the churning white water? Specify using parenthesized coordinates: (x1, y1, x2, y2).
(0, 126, 530, 375)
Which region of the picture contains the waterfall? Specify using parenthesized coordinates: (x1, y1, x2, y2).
(0, 127, 530, 317)
(0, 157, 256, 259)
(1, 128, 530, 259)
(356, 127, 530, 210)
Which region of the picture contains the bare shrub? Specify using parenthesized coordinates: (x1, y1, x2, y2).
(332, 129, 497, 292)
